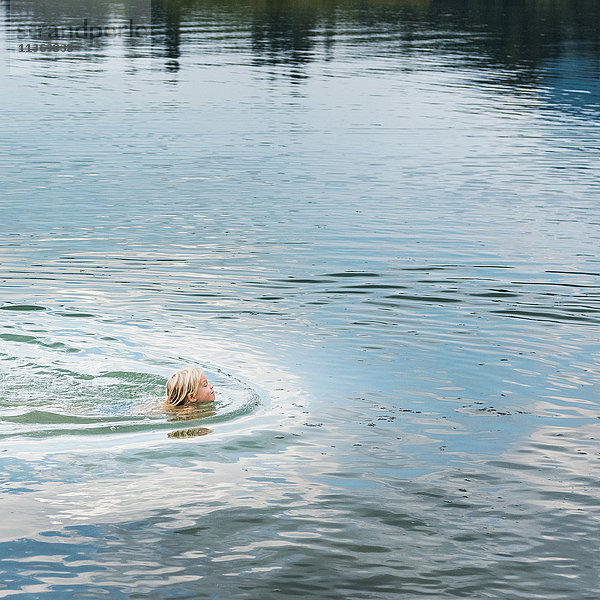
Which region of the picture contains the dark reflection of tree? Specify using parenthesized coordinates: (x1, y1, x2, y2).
(422, 0, 600, 84)
(5, 0, 600, 90)
(416, 0, 600, 117)
(248, 1, 319, 82)
(151, 0, 183, 72)
(148, 0, 599, 84)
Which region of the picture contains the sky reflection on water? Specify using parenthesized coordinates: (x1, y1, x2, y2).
(1, 1, 600, 598)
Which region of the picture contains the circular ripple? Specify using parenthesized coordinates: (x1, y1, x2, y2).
(0, 359, 261, 439)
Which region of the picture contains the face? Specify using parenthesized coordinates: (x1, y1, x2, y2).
(188, 372, 215, 404)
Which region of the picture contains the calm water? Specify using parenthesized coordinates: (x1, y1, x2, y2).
(1, 1, 599, 598)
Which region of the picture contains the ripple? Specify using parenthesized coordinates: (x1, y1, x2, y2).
(0, 360, 262, 440)
(0, 304, 46, 311)
(326, 272, 381, 278)
(384, 293, 462, 304)
(492, 309, 600, 324)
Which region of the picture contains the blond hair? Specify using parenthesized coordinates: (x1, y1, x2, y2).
(165, 367, 204, 407)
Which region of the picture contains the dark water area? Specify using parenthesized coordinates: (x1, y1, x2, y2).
(1, 1, 599, 598)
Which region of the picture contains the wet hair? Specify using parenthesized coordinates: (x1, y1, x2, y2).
(165, 367, 204, 407)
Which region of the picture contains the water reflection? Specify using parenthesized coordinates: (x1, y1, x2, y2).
(2, 1, 600, 597)
(151, 0, 181, 71)
(5, 0, 600, 94)
(151, 0, 600, 93)
(168, 426, 211, 437)
(167, 401, 216, 421)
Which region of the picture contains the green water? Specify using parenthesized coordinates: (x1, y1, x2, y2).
(1, 1, 599, 598)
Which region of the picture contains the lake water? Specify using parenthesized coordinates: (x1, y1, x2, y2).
(1, 1, 599, 598)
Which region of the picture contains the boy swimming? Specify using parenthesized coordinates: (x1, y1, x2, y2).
(165, 367, 215, 410)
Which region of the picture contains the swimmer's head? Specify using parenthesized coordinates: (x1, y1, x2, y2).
(165, 367, 215, 408)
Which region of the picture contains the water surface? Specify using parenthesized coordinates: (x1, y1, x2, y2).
(1, 1, 599, 598)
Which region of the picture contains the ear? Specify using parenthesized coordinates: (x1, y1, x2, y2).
(187, 392, 197, 403)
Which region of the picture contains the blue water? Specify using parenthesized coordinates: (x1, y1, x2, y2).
(1, 1, 599, 598)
